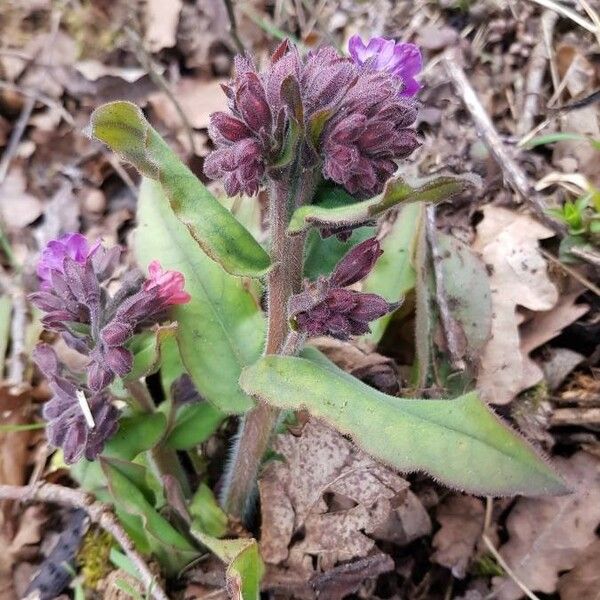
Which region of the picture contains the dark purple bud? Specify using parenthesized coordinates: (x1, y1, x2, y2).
(101, 321, 133, 346)
(32, 343, 60, 378)
(236, 72, 272, 133)
(104, 346, 133, 377)
(87, 359, 114, 391)
(91, 245, 121, 282)
(209, 112, 253, 143)
(330, 238, 383, 287)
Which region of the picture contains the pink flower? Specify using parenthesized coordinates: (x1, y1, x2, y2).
(348, 35, 422, 97)
(144, 260, 191, 305)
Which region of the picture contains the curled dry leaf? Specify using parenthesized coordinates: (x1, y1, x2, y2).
(259, 420, 415, 576)
(492, 451, 600, 600)
(431, 495, 485, 579)
(473, 206, 558, 404)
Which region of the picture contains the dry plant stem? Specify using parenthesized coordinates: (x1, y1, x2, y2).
(518, 11, 558, 136)
(0, 483, 168, 600)
(425, 206, 466, 371)
(443, 52, 565, 236)
(222, 0, 246, 55)
(222, 177, 311, 519)
(125, 380, 191, 497)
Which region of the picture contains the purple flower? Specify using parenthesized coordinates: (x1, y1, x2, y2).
(289, 238, 396, 340)
(33, 344, 119, 463)
(143, 260, 191, 306)
(348, 35, 422, 97)
(204, 40, 418, 198)
(36, 233, 100, 290)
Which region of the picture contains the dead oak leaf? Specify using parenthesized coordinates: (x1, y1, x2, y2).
(431, 495, 485, 579)
(492, 451, 600, 600)
(259, 420, 409, 574)
(0, 168, 43, 231)
(473, 206, 558, 404)
(557, 539, 600, 600)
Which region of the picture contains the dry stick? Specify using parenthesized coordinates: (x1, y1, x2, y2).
(442, 53, 565, 236)
(0, 483, 168, 600)
(0, 95, 36, 185)
(222, 0, 246, 55)
(518, 11, 558, 136)
(0, 81, 74, 124)
(540, 248, 600, 297)
(482, 498, 541, 600)
(424, 206, 466, 371)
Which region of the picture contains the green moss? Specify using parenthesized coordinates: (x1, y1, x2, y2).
(77, 528, 114, 590)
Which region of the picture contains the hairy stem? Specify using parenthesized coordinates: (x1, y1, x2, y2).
(125, 380, 191, 497)
(222, 173, 315, 519)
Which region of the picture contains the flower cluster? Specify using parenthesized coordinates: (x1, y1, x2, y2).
(205, 37, 421, 199)
(288, 238, 396, 339)
(30, 233, 190, 462)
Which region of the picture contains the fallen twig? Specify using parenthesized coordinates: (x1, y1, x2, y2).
(222, 0, 246, 55)
(540, 248, 600, 297)
(518, 11, 558, 136)
(482, 498, 541, 600)
(443, 52, 565, 236)
(0, 483, 169, 600)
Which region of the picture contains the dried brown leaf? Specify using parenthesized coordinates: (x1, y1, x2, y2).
(473, 206, 558, 404)
(144, 0, 183, 52)
(259, 420, 409, 575)
(431, 495, 485, 578)
(557, 539, 600, 600)
(492, 451, 600, 600)
(0, 168, 43, 230)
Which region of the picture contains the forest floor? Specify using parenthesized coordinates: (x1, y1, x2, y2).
(0, 1, 599, 599)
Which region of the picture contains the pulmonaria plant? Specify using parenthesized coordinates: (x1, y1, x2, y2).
(30, 233, 190, 462)
(204, 37, 420, 198)
(289, 238, 395, 339)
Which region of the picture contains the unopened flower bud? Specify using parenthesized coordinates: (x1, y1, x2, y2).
(101, 321, 133, 346)
(330, 238, 383, 287)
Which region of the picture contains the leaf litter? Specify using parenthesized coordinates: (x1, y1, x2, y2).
(1, 0, 600, 598)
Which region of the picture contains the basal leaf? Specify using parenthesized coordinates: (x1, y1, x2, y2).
(240, 352, 568, 497)
(136, 179, 265, 413)
(89, 101, 271, 278)
(102, 457, 198, 574)
(288, 173, 477, 235)
(191, 532, 264, 600)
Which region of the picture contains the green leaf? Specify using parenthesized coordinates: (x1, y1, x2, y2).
(165, 402, 225, 450)
(136, 178, 265, 414)
(102, 457, 198, 574)
(189, 483, 229, 538)
(362, 203, 421, 342)
(192, 532, 264, 600)
(89, 101, 271, 278)
(125, 324, 178, 381)
(525, 132, 600, 151)
(435, 233, 492, 361)
(288, 174, 477, 235)
(240, 352, 568, 497)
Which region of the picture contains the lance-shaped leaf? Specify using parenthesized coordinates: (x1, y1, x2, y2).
(288, 173, 478, 235)
(88, 101, 271, 278)
(191, 532, 264, 600)
(136, 179, 264, 413)
(125, 323, 178, 382)
(240, 352, 568, 497)
(102, 457, 199, 574)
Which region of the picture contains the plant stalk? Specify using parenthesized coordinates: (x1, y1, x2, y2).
(222, 173, 315, 519)
(125, 380, 191, 497)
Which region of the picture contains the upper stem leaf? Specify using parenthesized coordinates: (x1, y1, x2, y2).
(287, 173, 479, 235)
(240, 350, 568, 497)
(88, 101, 271, 278)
